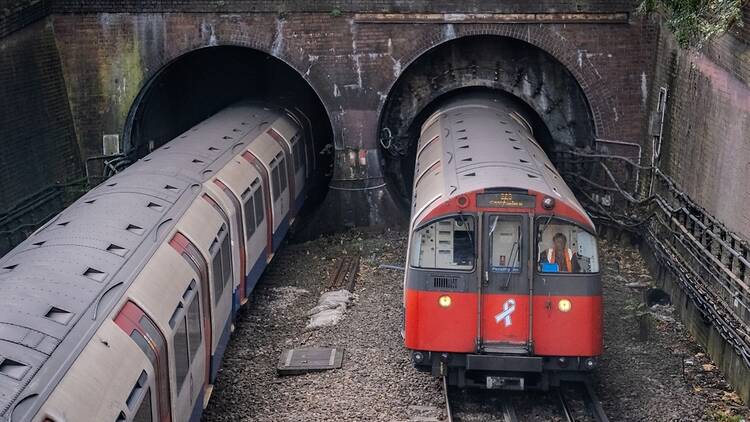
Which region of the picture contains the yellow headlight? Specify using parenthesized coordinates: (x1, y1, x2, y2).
(558, 299, 572, 313)
(438, 295, 452, 308)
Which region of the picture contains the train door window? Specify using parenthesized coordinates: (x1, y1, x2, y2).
(186, 293, 202, 361)
(536, 218, 599, 273)
(279, 157, 288, 192)
(220, 235, 232, 288)
(410, 216, 475, 271)
(254, 190, 265, 226)
(173, 312, 189, 391)
(210, 239, 224, 303)
(133, 388, 153, 422)
(271, 158, 281, 201)
(242, 189, 255, 240)
(292, 141, 304, 174)
(487, 216, 522, 273)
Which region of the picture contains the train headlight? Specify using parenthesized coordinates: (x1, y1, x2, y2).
(558, 299, 572, 312)
(542, 196, 556, 209)
(438, 295, 452, 308)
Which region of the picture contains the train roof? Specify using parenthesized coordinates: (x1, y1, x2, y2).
(411, 95, 592, 228)
(0, 102, 294, 420)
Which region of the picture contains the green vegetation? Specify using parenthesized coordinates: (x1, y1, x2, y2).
(330, 8, 342, 17)
(638, 0, 746, 47)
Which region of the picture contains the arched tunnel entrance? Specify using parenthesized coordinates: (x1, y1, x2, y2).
(378, 35, 596, 208)
(124, 45, 333, 212)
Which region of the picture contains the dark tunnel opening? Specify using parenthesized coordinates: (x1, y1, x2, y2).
(378, 35, 596, 212)
(123, 45, 333, 218)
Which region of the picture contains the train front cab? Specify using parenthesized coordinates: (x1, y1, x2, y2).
(404, 190, 602, 390)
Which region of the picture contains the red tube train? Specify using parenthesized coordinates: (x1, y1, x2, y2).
(403, 94, 602, 390)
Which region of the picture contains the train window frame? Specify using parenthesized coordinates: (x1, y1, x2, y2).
(534, 216, 600, 275)
(271, 164, 282, 201)
(409, 214, 477, 273)
(173, 313, 189, 392)
(279, 157, 288, 192)
(209, 237, 224, 303)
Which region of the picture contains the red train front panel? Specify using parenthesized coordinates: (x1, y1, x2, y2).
(404, 189, 602, 388)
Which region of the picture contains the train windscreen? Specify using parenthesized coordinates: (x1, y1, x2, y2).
(410, 216, 475, 270)
(536, 218, 599, 273)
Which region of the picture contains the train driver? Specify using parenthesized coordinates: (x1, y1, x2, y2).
(539, 232, 580, 272)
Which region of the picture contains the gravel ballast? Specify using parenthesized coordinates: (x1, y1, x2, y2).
(202, 230, 749, 421)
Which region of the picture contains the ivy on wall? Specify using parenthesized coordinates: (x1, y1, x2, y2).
(638, 0, 747, 47)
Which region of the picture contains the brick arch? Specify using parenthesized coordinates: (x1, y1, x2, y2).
(379, 24, 615, 138)
(123, 31, 334, 150)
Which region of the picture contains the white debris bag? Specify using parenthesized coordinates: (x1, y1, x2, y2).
(306, 290, 353, 330)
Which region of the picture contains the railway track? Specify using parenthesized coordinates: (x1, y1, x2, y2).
(443, 377, 608, 422)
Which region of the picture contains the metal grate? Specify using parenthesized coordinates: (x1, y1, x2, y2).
(433, 276, 459, 290)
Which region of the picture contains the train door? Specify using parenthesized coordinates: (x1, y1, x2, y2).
(114, 301, 172, 422)
(479, 214, 531, 353)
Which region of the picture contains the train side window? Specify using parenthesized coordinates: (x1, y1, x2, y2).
(279, 158, 288, 192)
(173, 314, 189, 391)
(536, 218, 599, 273)
(242, 190, 255, 240)
(254, 190, 265, 226)
(292, 142, 304, 174)
(410, 216, 475, 271)
(133, 388, 153, 422)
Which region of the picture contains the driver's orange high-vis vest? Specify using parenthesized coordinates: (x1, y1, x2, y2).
(547, 248, 573, 272)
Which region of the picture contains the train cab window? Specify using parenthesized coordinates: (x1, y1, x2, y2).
(292, 141, 305, 174)
(537, 218, 599, 273)
(133, 388, 152, 422)
(488, 216, 522, 273)
(410, 216, 475, 271)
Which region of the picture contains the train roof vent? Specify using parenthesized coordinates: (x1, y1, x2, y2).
(106, 182, 117, 187)
(84, 199, 96, 204)
(509, 137, 519, 142)
(513, 146, 522, 151)
(163, 146, 170, 150)
(1, 264, 17, 272)
(191, 159, 204, 164)
(32, 241, 45, 247)
(126, 224, 145, 235)
(519, 159, 530, 164)
(57, 221, 69, 228)
(457, 136, 468, 141)
(455, 120, 464, 124)
(463, 172, 476, 177)
(45, 306, 73, 325)
(461, 158, 473, 162)
(208, 146, 219, 151)
(83, 267, 107, 282)
(0, 358, 29, 380)
(527, 174, 539, 179)
(457, 128, 466, 133)
(458, 145, 469, 149)
(146, 202, 163, 212)
(164, 184, 178, 191)
(233, 128, 241, 132)
(106, 244, 128, 257)
(222, 136, 233, 140)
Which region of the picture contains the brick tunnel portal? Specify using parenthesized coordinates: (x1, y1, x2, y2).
(378, 35, 597, 207)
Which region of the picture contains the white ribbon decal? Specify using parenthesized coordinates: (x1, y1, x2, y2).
(494, 298, 516, 327)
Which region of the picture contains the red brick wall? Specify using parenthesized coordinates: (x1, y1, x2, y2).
(649, 16, 750, 238)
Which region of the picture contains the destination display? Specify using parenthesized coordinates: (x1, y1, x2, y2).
(476, 192, 536, 208)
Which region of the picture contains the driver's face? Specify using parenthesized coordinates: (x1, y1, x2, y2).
(554, 237, 566, 249)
